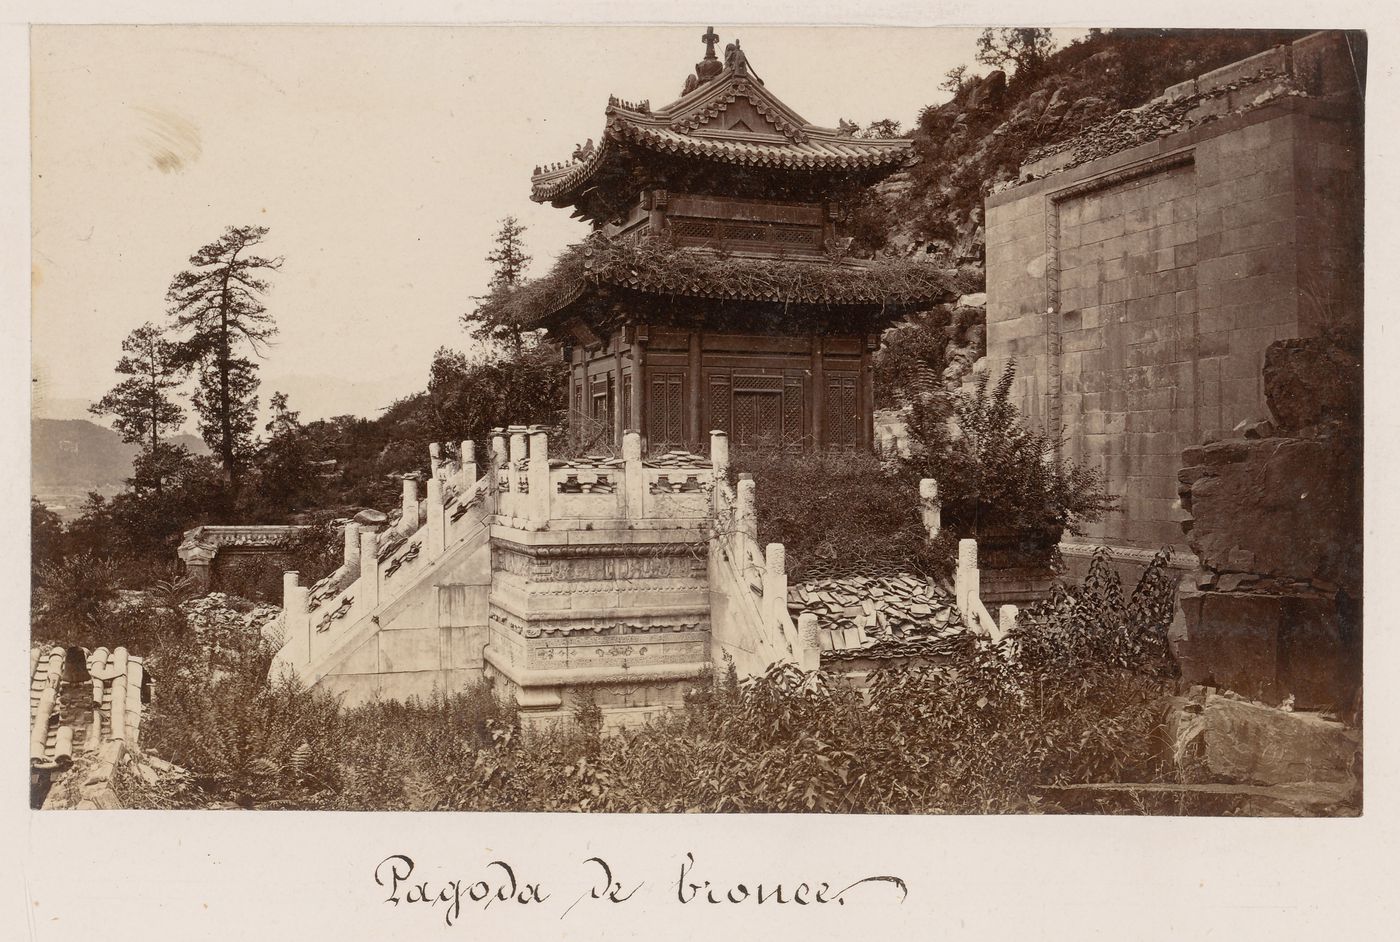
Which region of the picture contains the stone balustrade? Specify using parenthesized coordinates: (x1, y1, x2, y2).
(707, 432, 817, 675)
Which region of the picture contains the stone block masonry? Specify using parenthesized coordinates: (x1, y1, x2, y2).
(984, 31, 1362, 556)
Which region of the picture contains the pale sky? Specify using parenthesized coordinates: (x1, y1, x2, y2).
(31, 24, 993, 429)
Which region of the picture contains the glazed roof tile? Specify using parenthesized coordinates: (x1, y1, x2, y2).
(531, 67, 911, 204)
(29, 644, 148, 771)
(788, 572, 973, 663)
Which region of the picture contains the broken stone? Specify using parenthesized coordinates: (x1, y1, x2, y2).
(1165, 687, 1359, 787)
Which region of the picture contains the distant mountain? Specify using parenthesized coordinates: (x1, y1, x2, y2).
(31, 418, 208, 491)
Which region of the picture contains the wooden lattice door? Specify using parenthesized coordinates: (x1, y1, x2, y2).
(825, 371, 858, 449)
(648, 372, 685, 446)
(732, 374, 784, 448)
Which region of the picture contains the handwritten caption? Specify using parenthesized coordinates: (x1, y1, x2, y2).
(374, 852, 908, 925)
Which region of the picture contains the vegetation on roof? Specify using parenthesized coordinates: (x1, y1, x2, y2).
(477, 234, 977, 330)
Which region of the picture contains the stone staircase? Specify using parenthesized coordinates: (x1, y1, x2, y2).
(270, 426, 1018, 725)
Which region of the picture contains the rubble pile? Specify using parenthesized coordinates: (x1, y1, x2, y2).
(643, 449, 712, 470)
(549, 454, 625, 471)
(788, 573, 972, 661)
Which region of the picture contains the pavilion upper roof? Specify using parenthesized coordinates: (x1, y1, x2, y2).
(529, 36, 912, 209)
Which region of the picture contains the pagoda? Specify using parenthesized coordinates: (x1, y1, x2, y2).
(527, 29, 957, 451)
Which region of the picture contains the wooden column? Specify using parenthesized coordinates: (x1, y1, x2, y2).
(613, 334, 626, 448)
(810, 333, 825, 450)
(688, 330, 702, 444)
(631, 329, 647, 449)
(860, 334, 876, 449)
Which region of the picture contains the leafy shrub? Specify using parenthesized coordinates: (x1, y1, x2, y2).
(123, 547, 1185, 813)
(901, 363, 1115, 554)
(729, 448, 936, 582)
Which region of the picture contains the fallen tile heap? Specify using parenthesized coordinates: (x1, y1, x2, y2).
(787, 572, 973, 662)
(643, 449, 712, 469)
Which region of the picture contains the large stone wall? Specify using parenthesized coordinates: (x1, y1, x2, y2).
(984, 32, 1362, 555)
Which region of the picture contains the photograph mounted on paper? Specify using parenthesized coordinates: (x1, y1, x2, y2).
(28, 25, 1364, 815)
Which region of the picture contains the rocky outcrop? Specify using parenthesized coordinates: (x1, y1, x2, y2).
(1176, 336, 1362, 713)
(1160, 685, 1360, 815)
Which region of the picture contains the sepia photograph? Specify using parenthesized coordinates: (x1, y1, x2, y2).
(27, 22, 1364, 818)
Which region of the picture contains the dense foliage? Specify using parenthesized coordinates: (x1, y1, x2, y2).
(861, 29, 1310, 256)
(729, 448, 940, 583)
(115, 549, 1181, 813)
(902, 363, 1115, 553)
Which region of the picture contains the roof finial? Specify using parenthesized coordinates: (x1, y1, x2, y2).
(687, 26, 723, 93)
(725, 38, 749, 75)
(701, 26, 719, 60)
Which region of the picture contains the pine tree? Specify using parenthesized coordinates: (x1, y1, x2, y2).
(165, 225, 282, 485)
(465, 216, 532, 351)
(975, 28, 1056, 83)
(89, 322, 187, 495)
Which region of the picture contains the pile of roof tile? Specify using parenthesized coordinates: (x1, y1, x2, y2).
(788, 572, 973, 662)
(644, 449, 712, 469)
(551, 454, 626, 471)
(30, 645, 147, 771)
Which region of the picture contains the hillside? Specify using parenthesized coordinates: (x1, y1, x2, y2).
(32, 418, 208, 491)
(864, 28, 1314, 406)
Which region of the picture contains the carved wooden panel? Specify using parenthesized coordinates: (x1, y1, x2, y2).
(733, 390, 782, 447)
(825, 371, 858, 448)
(709, 373, 731, 436)
(783, 374, 804, 450)
(649, 372, 685, 445)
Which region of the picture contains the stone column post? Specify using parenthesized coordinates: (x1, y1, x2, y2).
(360, 529, 380, 610)
(764, 543, 787, 626)
(955, 538, 979, 624)
(429, 442, 443, 479)
(736, 474, 758, 546)
(281, 571, 310, 668)
(342, 521, 361, 573)
(491, 429, 507, 468)
(623, 430, 645, 520)
(425, 477, 446, 558)
(798, 612, 821, 670)
(282, 570, 300, 609)
(998, 604, 1019, 639)
(527, 429, 552, 528)
(710, 430, 730, 482)
(507, 428, 528, 523)
(401, 475, 421, 531)
(919, 479, 941, 539)
(461, 440, 477, 484)
(508, 427, 527, 467)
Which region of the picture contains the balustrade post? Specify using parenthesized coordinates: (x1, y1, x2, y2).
(401, 475, 421, 531)
(919, 478, 941, 539)
(736, 474, 758, 546)
(623, 430, 645, 519)
(461, 440, 477, 484)
(425, 477, 446, 558)
(955, 538, 980, 626)
(998, 604, 1019, 639)
(798, 612, 821, 670)
(709, 430, 730, 512)
(429, 442, 443, 479)
(764, 542, 787, 625)
(528, 429, 552, 528)
(342, 521, 361, 572)
(360, 529, 380, 610)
